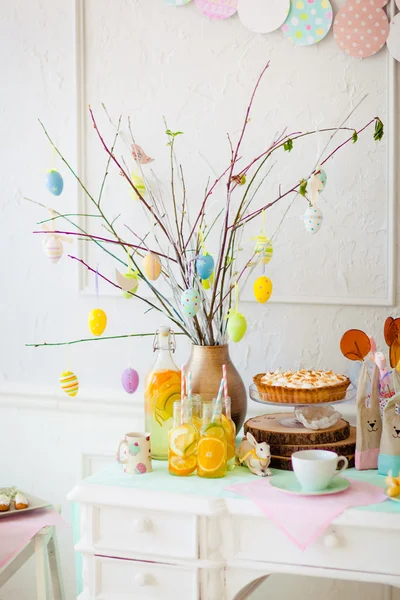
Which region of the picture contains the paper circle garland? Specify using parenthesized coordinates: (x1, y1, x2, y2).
(196, 254, 215, 280)
(253, 276, 273, 304)
(143, 253, 161, 281)
(88, 308, 107, 336)
(387, 14, 400, 62)
(60, 371, 79, 397)
(121, 368, 139, 394)
(333, 0, 389, 58)
(45, 170, 64, 196)
(194, 0, 237, 20)
(227, 311, 247, 342)
(238, 0, 290, 33)
(303, 205, 323, 234)
(181, 288, 201, 317)
(43, 236, 63, 263)
(282, 0, 333, 47)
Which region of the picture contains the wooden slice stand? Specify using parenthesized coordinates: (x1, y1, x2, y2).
(244, 414, 356, 471)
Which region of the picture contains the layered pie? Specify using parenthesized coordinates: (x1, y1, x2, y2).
(253, 369, 350, 404)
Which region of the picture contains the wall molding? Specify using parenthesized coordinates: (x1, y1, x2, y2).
(74, 0, 397, 307)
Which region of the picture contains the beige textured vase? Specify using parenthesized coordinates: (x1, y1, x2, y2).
(185, 344, 247, 431)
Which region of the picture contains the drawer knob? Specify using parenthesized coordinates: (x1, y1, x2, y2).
(324, 533, 339, 549)
(135, 573, 149, 587)
(133, 517, 150, 533)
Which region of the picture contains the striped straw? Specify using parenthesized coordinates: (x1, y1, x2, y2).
(222, 364, 228, 409)
(187, 370, 192, 403)
(180, 365, 185, 425)
(212, 378, 225, 423)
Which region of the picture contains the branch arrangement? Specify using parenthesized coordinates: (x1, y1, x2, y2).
(27, 62, 383, 349)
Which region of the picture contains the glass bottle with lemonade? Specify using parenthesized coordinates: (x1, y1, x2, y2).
(197, 402, 227, 479)
(168, 401, 199, 476)
(144, 327, 181, 460)
(214, 396, 236, 471)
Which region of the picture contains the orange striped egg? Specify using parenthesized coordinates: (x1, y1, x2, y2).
(60, 371, 79, 397)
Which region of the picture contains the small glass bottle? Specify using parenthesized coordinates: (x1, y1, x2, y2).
(213, 396, 236, 471)
(188, 394, 204, 434)
(197, 402, 227, 479)
(144, 327, 181, 460)
(168, 401, 198, 476)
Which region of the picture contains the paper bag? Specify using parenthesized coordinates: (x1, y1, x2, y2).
(378, 369, 400, 476)
(355, 362, 382, 470)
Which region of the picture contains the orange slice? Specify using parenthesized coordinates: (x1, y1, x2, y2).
(169, 455, 197, 476)
(221, 414, 236, 440)
(169, 424, 198, 457)
(203, 423, 226, 440)
(197, 438, 226, 473)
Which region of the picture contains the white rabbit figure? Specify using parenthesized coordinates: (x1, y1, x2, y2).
(236, 432, 272, 477)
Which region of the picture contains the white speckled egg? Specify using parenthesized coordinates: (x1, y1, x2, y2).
(180, 288, 201, 318)
(303, 205, 323, 234)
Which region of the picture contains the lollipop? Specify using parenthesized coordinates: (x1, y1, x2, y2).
(340, 329, 371, 362)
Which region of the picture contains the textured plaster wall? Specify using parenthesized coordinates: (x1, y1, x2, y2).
(0, 1, 399, 599)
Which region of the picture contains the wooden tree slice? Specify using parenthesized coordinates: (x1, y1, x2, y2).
(271, 454, 355, 471)
(269, 426, 356, 457)
(244, 413, 350, 446)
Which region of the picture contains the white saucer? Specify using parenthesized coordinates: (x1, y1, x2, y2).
(270, 475, 350, 496)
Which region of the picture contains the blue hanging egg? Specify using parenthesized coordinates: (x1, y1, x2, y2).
(181, 288, 201, 318)
(196, 254, 214, 280)
(45, 170, 64, 196)
(316, 168, 327, 191)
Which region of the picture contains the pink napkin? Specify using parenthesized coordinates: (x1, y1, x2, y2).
(0, 508, 68, 569)
(227, 478, 387, 550)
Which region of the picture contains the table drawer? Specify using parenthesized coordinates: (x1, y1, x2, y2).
(231, 515, 400, 575)
(93, 556, 199, 600)
(93, 505, 198, 559)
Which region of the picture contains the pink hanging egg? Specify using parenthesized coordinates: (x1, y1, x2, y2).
(121, 368, 139, 394)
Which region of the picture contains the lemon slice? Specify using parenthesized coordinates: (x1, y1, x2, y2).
(169, 455, 197, 476)
(203, 423, 226, 440)
(169, 424, 198, 457)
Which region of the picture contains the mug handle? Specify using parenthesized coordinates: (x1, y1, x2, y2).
(334, 455, 348, 476)
(116, 440, 129, 464)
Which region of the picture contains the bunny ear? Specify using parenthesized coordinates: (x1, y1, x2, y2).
(246, 432, 257, 447)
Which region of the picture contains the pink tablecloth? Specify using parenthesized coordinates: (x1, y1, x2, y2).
(0, 508, 68, 569)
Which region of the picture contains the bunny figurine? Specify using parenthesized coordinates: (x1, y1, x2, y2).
(236, 432, 271, 477)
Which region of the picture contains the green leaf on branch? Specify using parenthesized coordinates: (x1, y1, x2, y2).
(299, 179, 307, 197)
(165, 129, 184, 138)
(373, 118, 384, 142)
(284, 139, 293, 152)
(352, 130, 358, 144)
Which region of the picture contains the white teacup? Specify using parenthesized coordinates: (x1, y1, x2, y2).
(292, 450, 348, 492)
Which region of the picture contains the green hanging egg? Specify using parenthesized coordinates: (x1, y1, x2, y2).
(227, 311, 247, 343)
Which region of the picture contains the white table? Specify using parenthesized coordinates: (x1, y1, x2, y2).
(68, 464, 400, 600)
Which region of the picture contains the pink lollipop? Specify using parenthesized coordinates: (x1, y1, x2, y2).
(368, 335, 377, 354)
(374, 351, 388, 378)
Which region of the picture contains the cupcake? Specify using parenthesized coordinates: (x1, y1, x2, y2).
(14, 492, 29, 510)
(0, 492, 11, 512)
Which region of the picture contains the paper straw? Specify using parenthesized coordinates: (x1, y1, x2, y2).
(180, 365, 185, 425)
(187, 370, 192, 403)
(212, 378, 225, 423)
(222, 364, 228, 408)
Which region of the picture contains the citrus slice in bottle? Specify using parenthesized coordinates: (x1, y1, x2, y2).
(227, 442, 236, 461)
(169, 455, 197, 476)
(169, 424, 198, 457)
(203, 423, 225, 440)
(221, 414, 236, 439)
(197, 438, 226, 473)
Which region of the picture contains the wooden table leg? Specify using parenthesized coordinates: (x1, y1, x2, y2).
(48, 530, 65, 600)
(34, 531, 51, 600)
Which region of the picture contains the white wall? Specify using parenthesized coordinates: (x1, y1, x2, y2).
(0, 0, 399, 599)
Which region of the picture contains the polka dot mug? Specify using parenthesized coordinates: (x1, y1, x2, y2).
(117, 432, 152, 475)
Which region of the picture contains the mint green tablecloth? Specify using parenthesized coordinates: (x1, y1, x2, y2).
(85, 462, 400, 514)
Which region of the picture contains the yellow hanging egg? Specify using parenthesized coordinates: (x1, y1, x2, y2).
(88, 308, 107, 336)
(60, 371, 79, 397)
(253, 276, 273, 304)
(121, 272, 139, 299)
(130, 172, 145, 200)
(143, 253, 161, 281)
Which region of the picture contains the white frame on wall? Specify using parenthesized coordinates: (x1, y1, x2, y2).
(73, 0, 397, 307)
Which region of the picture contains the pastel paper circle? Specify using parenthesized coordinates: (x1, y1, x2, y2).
(333, 1, 389, 58)
(165, 0, 192, 5)
(387, 15, 400, 62)
(194, 0, 237, 20)
(281, 0, 333, 46)
(238, 0, 290, 33)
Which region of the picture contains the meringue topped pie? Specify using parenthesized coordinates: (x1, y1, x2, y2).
(253, 369, 350, 404)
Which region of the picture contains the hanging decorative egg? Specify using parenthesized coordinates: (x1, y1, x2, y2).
(116, 270, 139, 299)
(45, 170, 64, 196)
(253, 276, 273, 304)
(60, 371, 79, 397)
(181, 288, 201, 317)
(131, 172, 146, 200)
(88, 308, 107, 336)
(143, 253, 161, 281)
(315, 168, 327, 191)
(253, 236, 273, 264)
(227, 311, 247, 343)
(42, 236, 63, 263)
(121, 367, 139, 394)
(196, 254, 214, 281)
(303, 205, 323, 234)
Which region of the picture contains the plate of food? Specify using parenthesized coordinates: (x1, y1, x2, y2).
(0, 487, 51, 517)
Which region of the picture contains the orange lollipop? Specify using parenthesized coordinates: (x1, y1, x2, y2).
(384, 317, 396, 346)
(340, 329, 371, 362)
